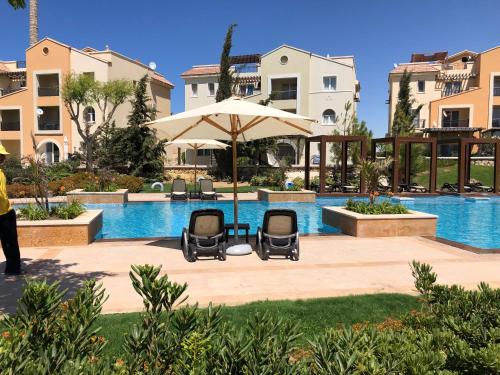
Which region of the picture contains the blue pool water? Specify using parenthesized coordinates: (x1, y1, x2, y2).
(87, 196, 500, 249)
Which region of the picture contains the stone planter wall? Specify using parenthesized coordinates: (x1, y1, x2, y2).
(16, 210, 103, 247)
(67, 189, 128, 204)
(257, 188, 316, 203)
(322, 206, 437, 237)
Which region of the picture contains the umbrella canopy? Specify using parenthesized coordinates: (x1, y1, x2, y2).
(149, 97, 315, 241)
(166, 139, 228, 183)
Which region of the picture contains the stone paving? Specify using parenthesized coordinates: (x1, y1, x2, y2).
(1, 235, 499, 315)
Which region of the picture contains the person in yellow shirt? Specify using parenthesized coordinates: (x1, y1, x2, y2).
(0, 144, 21, 275)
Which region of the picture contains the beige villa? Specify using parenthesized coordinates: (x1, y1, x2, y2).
(0, 37, 173, 161)
(388, 45, 500, 144)
(179, 45, 360, 166)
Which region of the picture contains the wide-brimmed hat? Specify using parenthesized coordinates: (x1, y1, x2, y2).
(0, 144, 10, 155)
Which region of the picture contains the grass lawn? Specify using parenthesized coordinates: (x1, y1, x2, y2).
(415, 162, 494, 188)
(97, 293, 419, 357)
(141, 183, 273, 194)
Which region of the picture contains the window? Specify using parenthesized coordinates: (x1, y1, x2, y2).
(417, 80, 425, 93)
(494, 77, 500, 96)
(323, 76, 337, 91)
(84, 107, 96, 123)
(37, 73, 59, 96)
(208, 82, 215, 96)
(322, 109, 336, 125)
(442, 110, 460, 128)
(492, 107, 500, 128)
(197, 149, 211, 156)
(191, 83, 198, 97)
(280, 56, 288, 65)
(238, 84, 255, 97)
(444, 81, 461, 96)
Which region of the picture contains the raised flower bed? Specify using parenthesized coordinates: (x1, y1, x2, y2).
(322, 205, 437, 237)
(16, 209, 103, 247)
(257, 188, 316, 203)
(67, 189, 129, 204)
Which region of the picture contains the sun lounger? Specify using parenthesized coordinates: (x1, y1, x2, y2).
(341, 185, 359, 193)
(409, 183, 427, 193)
(469, 181, 493, 193)
(256, 209, 299, 261)
(199, 179, 217, 200)
(171, 178, 188, 200)
(181, 209, 226, 262)
(441, 183, 472, 193)
(377, 177, 391, 192)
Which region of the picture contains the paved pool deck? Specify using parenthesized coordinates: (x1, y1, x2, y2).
(1, 235, 499, 315)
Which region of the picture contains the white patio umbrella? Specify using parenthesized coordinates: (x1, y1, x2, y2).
(166, 139, 228, 184)
(149, 97, 315, 240)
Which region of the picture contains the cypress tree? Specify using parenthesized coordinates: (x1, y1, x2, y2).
(216, 24, 236, 102)
(213, 24, 237, 178)
(392, 70, 423, 136)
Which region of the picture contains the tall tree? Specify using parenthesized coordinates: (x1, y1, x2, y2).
(8, 0, 38, 46)
(62, 74, 133, 172)
(215, 23, 236, 102)
(213, 24, 237, 178)
(392, 70, 423, 136)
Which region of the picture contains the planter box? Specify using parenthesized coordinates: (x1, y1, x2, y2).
(67, 189, 128, 204)
(16, 210, 103, 247)
(322, 206, 437, 237)
(257, 188, 316, 203)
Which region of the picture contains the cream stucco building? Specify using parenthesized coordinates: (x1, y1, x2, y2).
(388, 46, 500, 144)
(0, 37, 173, 162)
(180, 45, 360, 166)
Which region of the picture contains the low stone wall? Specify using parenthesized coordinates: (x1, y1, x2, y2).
(322, 206, 437, 237)
(67, 189, 128, 204)
(257, 189, 316, 203)
(16, 210, 103, 247)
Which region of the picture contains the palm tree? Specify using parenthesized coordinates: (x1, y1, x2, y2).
(8, 0, 38, 46)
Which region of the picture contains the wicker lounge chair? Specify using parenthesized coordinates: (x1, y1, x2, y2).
(256, 209, 299, 261)
(377, 176, 391, 192)
(181, 209, 226, 262)
(441, 183, 472, 193)
(199, 179, 217, 200)
(409, 182, 427, 193)
(469, 181, 493, 192)
(171, 178, 188, 200)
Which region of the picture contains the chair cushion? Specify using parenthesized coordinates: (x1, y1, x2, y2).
(267, 215, 293, 236)
(194, 216, 220, 236)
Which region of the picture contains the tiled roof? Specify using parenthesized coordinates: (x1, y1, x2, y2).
(151, 72, 174, 88)
(181, 65, 220, 77)
(390, 64, 439, 74)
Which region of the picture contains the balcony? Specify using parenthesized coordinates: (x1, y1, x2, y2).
(37, 106, 60, 131)
(271, 90, 297, 100)
(0, 122, 20, 131)
(0, 87, 23, 96)
(37, 74, 59, 97)
(442, 119, 469, 128)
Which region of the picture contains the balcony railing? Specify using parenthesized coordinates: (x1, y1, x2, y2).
(0, 87, 23, 96)
(0, 121, 20, 131)
(271, 90, 297, 100)
(413, 119, 426, 129)
(38, 86, 59, 97)
(442, 119, 469, 128)
(38, 121, 60, 131)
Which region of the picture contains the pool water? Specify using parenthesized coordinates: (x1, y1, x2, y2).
(87, 196, 500, 249)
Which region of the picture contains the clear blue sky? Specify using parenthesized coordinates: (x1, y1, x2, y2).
(1, 0, 499, 136)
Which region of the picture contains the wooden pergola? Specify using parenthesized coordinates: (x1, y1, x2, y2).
(437, 137, 500, 194)
(305, 135, 367, 195)
(371, 137, 438, 194)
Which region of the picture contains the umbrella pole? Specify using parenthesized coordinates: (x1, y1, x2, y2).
(232, 134, 239, 242)
(194, 146, 198, 186)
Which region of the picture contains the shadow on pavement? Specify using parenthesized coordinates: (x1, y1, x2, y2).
(0, 258, 113, 315)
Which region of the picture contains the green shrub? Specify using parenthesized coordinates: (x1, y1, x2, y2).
(1, 262, 499, 373)
(18, 204, 49, 220)
(292, 177, 305, 189)
(114, 174, 143, 193)
(51, 201, 86, 220)
(46, 160, 80, 181)
(345, 199, 409, 214)
(2, 156, 30, 183)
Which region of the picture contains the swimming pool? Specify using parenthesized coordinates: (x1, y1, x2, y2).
(87, 196, 500, 249)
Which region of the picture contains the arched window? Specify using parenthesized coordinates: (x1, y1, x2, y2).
(276, 142, 296, 164)
(322, 109, 336, 125)
(37, 142, 60, 164)
(84, 106, 96, 123)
